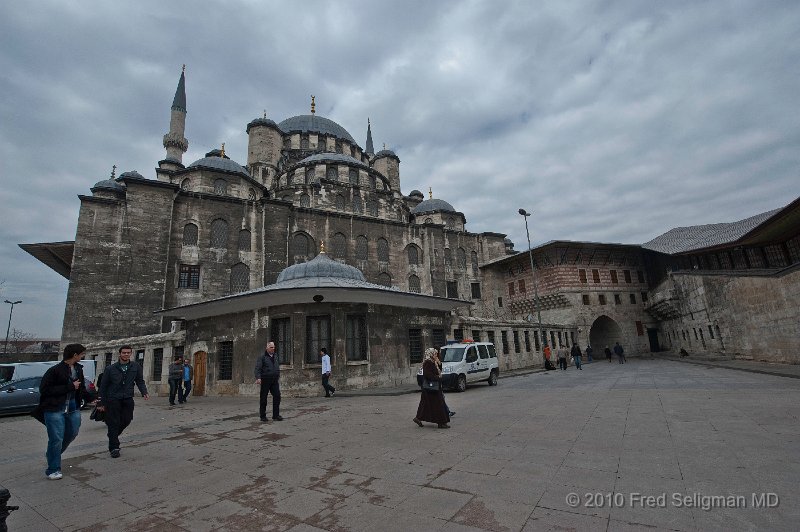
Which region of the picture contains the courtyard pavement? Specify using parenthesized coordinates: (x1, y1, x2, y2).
(1, 358, 798, 531)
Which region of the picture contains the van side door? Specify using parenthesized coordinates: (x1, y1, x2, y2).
(465, 346, 479, 382)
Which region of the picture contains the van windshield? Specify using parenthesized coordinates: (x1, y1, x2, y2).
(440, 347, 465, 363)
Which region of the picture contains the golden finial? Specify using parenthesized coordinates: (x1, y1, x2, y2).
(111, 165, 116, 179)
(182, 64, 186, 73)
(311, 95, 315, 115)
(220, 143, 225, 157)
(320, 240, 326, 253)
(429, 187, 433, 199)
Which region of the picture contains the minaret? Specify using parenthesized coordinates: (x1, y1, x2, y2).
(365, 118, 374, 155)
(161, 66, 189, 169)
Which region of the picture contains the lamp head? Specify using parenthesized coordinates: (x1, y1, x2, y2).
(518, 208, 529, 216)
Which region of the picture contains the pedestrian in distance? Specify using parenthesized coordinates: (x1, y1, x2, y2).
(605, 346, 613, 362)
(614, 342, 626, 364)
(96, 345, 149, 458)
(38, 343, 87, 480)
(168, 355, 184, 405)
(413, 348, 451, 429)
(320, 347, 335, 397)
(571, 344, 583, 370)
(543, 344, 556, 370)
(255, 341, 282, 422)
(182, 357, 193, 402)
(586, 345, 593, 362)
(558, 344, 568, 370)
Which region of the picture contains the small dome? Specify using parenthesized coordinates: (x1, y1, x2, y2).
(411, 198, 456, 214)
(278, 115, 356, 145)
(92, 179, 126, 192)
(277, 252, 366, 283)
(246, 117, 279, 133)
(188, 154, 250, 178)
(374, 149, 399, 160)
(409, 190, 424, 199)
(119, 170, 145, 180)
(298, 152, 370, 170)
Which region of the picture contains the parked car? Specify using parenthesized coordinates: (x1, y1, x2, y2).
(417, 340, 500, 392)
(0, 377, 42, 416)
(0, 361, 58, 383)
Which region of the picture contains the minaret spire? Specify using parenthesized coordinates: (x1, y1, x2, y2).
(162, 66, 189, 165)
(365, 118, 374, 155)
(310, 95, 316, 115)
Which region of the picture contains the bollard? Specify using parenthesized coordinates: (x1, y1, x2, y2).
(0, 488, 19, 532)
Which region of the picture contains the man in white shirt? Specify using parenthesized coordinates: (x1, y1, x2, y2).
(320, 347, 335, 397)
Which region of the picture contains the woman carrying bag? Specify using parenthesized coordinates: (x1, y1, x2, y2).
(413, 348, 451, 429)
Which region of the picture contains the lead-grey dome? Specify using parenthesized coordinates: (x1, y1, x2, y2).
(277, 252, 366, 283)
(298, 152, 370, 170)
(374, 148, 398, 159)
(409, 190, 424, 198)
(411, 198, 456, 214)
(188, 154, 250, 178)
(119, 170, 145, 180)
(278, 115, 356, 145)
(246, 117, 279, 133)
(92, 178, 126, 192)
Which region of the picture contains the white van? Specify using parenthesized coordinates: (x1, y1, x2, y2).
(0, 361, 58, 383)
(417, 341, 500, 392)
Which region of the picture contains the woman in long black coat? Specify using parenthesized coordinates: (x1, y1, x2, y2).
(413, 348, 450, 429)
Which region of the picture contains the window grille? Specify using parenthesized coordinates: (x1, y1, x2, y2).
(183, 223, 198, 246)
(345, 315, 368, 361)
(306, 316, 331, 363)
(210, 219, 228, 248)
(335, 195, 345, 210)
(292, 233, 310, 262)
(470, 282, 481, 299)
(305, 168, 314, 184)
(356, 236, 368, 260)
(152, 348, 163, 381)
(179, 264, 200, 289)
(471, 251, 479, 271)
(238, 229, 251, 251)
(408, 329, 422, 363)
(457, 248, 466, 269)
(300, 194, 310, 207)
(513, 331, 521, 353)
(326, 166, 337, 180)
(349, 168, 359, 185)
(214, 179, 227, 195)
(432, 329, 445, 349)
(407, 245, 418, 265)
(180, 178, 190, 190)
(501, 331, 509, 354)
(444, 248, 452, 267)
(524, 331, 531, 351)
(377, 273, 391, 287)
(409, 275, 421, 293)
(218, 341, 233, 380)
(446, 281, 458, 298)
(377, 238, 390, 262)
(366, 199, 378, 216)
(352, 197, 363, 214)
(230, 263, 249, 293)
(270, 317, 291, 365)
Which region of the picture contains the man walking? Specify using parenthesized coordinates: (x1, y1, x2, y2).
(38, 344, 87, 479)
(585, 345, 593, 363)
(181, 357, 193, 402)
(97, 345, 149, 458)
(254, 341, 282, 422)
(571, 343, 583, 370)
(557, 344, 568, 370)
(614, 342, 626, 364)
(168, 355, 184, 405)
(320, 347, 335, 397)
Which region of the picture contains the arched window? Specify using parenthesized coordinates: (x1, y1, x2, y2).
(183, 223, 198, 246)
(471, 251, 479, 271)
(214, 179, 227, 195)
(335, 195, 345, 211)
(352, 196, 363, 214)
(457, 248, 467, 269)
(335, 140, 343, 154)
(326, 166, 338, 180)
(356, 235, 368, 260)
(238, 229, 251, 252)
(300, 135, 309, 149)
(210, 219, 228, 248)
(349, 168, 359, 185)
(319, 137, 327, 151)
(292, 233, 311, 263)
(444, 248, 452, 267)
(377, 238, 390, 262)
(300, 194, 311, 207)
(332, 233, 347, 260)
(366, 198, 378, 217)
(248, 188, 256, 201)
(230, 263, 250, 293)
(180, 178, 190, 190)
(424, 218, 433, 225)
(377, 272, 391, 287)
(407, 244, 419, 265)
(305, 167, 314, 184)
(408, 275, 420, 293)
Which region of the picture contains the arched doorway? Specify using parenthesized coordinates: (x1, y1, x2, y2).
(192, 351, 207, 396)
(589, 315, 623, 352)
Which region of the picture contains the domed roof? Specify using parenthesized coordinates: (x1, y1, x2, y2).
(246, 117, 279, 133)
(411, 198, 457, 214)
(298, 152, 369, 170)
(119, 170, 145, 180)
(188, 153, 250, 177)
(92, 178, 126, 192)
(277, 252, 366, 283)
(374, 148, 398, 159)
(409, 190, 424, 199)
(278, 115, 356, 145)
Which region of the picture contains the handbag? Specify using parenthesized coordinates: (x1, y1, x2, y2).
(90, 405, 105, 422)
(421, 377, 441, 393)
(30, 405, 45, 425)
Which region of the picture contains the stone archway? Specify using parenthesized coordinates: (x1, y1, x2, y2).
(589, 315, 623, 352)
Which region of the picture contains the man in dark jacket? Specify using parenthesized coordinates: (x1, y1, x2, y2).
(614, 342, 626, 364)
(167, 355, 184, 405)
(97, 345, 149, 458)
(571, 344, 583, 370)
(181, 357, 193, 402)
(254, 341, 282, 422)
(39, 343, 86, 479)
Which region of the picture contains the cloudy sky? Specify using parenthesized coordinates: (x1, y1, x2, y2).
(1, 0, 798, 338)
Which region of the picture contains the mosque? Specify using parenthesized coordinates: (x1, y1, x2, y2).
(21, 69, 800, 397)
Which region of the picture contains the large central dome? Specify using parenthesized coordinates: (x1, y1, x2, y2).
(277, 252, 365, 283)
(278, 115, 356, 145)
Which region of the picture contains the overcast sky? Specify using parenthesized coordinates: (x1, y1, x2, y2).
(1, 0, 798, 338)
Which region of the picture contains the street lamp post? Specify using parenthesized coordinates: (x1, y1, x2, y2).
(3, 300, 22, 357)
(518, 210, 543, 359)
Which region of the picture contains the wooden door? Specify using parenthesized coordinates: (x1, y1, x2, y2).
(193, 351, 207, 396)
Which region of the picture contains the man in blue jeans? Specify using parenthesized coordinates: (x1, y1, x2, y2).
(181, 357, 193, 402)
(38, 343, 87, 480)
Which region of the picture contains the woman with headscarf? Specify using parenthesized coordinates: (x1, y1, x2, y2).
(413, 348, 451, 429)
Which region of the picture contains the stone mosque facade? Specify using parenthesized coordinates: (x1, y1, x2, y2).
(21, 70, 800, 397)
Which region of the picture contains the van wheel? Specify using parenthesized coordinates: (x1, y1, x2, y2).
(488, 370, 498, 386)
(456, 375, 467, 393)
